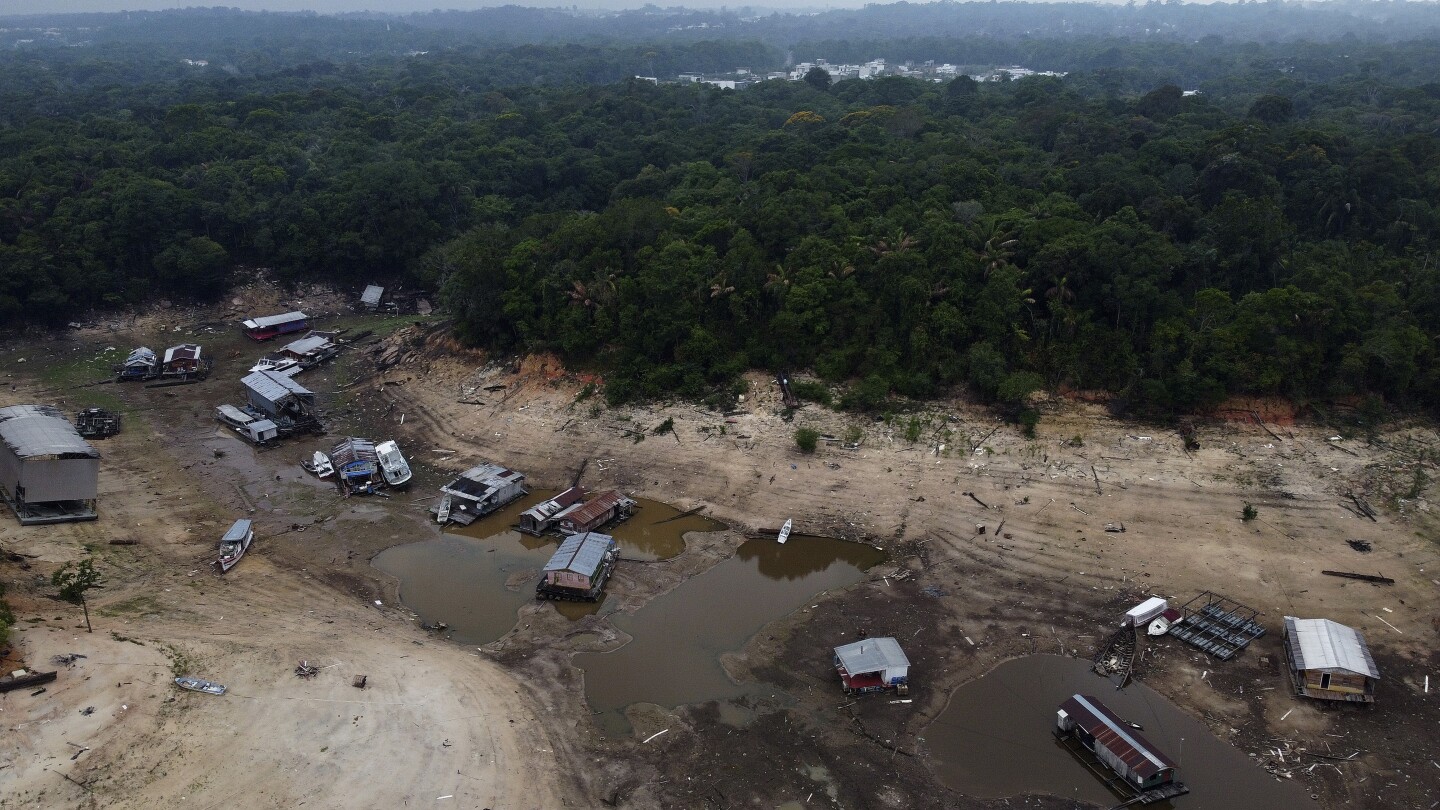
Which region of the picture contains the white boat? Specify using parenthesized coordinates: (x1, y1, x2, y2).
(217, 519, 254, 573)
(375, 440, 412, 488)
(174, 676, 226, 696)
(436, 493, 452, 524)
(248, 355, 302, 376)
(303, 451, 335, 478)
(777, 518, 792, 544)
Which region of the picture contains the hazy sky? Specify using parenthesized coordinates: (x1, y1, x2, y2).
(3, 0, 952, 16)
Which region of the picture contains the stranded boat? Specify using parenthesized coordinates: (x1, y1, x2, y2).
(174, 676, 226, 696)
(777, 518, 793, 544)
(375, 440, 413, 488)
(302, 451, 335, 478)
(217, 519, 254, 573)
(249, 355, 301, 376)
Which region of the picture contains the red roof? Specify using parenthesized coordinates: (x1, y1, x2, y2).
(562, 490, 625, 528)
(1060, 695, 1176, 780)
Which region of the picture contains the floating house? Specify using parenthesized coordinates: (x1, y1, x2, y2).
(0, 404, 100, 524)
(555, 489, 636, 535)
(117, 347, 159, 381)
(242, 370, 316, 420)
(161, 343, 208, 379)
(330, 438, 380, 493)
(278, 333, 340, 369)
(518, 485, 586, 534)
(242, 311, 309, 341)
(536, 531, 619, 602)
(1056, 694, 1187, 801)
(359, 284, 398, 313)
(437, 463, 527, 526)
(833, 637, 911, 695)
(1282, 617, 1379, 703)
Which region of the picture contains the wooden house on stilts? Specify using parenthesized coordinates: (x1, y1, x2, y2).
(1283, 616, 1379, 703)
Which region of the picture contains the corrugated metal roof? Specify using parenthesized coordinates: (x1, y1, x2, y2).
(163, 343, 202, 363)
(124, 347, 157, 367)
(242, 370, 313, 402)
(1284, 617, 1379, 678)
(834, 637, 910, 674)
(222, 519, 252, 543)
(522, 486, 586, 522)
(542, 531, 615, 576)
(243, 311, 308, 329)
(1061, 694, 1175, 779)
(361, 285, 384, 305)
(561, 490, 625, 527)
(0, 404, 101, 459)
(445, 463, 521, 499)
(330, 437, 378, 467)
(283, 334, 332, 355)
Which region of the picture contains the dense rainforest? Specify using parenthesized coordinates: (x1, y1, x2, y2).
(3, 6, 1440, 418)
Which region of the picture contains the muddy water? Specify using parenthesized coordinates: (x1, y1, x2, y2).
(925, 655, 1310, 809)
(576, 534, 885, 735)
(371, 493, 720, 644)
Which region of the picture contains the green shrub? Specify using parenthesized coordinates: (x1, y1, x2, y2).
(795, 427, 820, 453)
(1242, 503, 1258, 521)
(791, 379, 832, 407)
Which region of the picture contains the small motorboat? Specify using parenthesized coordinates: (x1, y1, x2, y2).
(174, 676, 226, 696)
(301, 451, 335, 478)
(249, 355, 301, 376)
(777, 518, 793, 544)
(217, 518, 254, 573)
(436, 493, 452, 524)
(375, 440, 412, 488)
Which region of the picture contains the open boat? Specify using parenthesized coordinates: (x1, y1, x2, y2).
(777, 518, 793, 544)
(217, 518, 254, 573)
(302, 450, 335, 478)
(249, 355, 301, 376)
(174, 676, 226, 696)
(436, 493, 452, 524)
(375, 440, 412, 488)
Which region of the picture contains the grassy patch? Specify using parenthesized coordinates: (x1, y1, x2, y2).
(98, 595, 165, 618)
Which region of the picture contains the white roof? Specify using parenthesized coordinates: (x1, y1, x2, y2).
(242, 311, 308, 329)
(1284, 616, 1379, 679)
(283, 334, 333, 355)
(834, 637, 909, 673)
(0, 404, 100, 459)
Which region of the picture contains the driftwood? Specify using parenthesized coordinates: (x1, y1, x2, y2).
(1321, 570, 1394, 585)
(963, 491, 991, 509)
(1251, 412, 1285, 442)
(969, 426, 1000, 454)
(656, 505, 705, 525)
(0, 670, 58, 693)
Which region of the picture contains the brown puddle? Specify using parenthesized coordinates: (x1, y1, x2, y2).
(371, 493, 718, 644)
(576, 534, 885, 736)
(925, 655, 1310, 809)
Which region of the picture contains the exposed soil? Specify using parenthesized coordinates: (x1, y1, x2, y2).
(2, 288, 1437, 810)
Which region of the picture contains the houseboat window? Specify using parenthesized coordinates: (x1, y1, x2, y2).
(1320, 673, 1331, 689)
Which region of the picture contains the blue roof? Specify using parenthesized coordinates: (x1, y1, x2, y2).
(542, 532, 616, 577)
(222, 519, 252, 543)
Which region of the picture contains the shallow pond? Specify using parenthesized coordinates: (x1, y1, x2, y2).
(925, 655, 1311, 809)
(371, 492, 721, 644)
(576, 534, 885, 736)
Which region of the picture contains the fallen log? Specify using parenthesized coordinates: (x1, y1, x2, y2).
(0, 670, 58, 693)
(1320, 570, 1394, 585)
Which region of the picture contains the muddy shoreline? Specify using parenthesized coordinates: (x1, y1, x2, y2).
(1, 291, 1437, 809)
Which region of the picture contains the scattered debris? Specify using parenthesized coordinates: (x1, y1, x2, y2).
(294, 660, 319, 679)
(352, 675, 368, 689)
(1104, 522, 1126, 533)
(1346, 539, 1372, 553)
(51, 653, 87, 668)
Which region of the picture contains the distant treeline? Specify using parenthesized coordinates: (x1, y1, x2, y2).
(2, 22, 1440, 415)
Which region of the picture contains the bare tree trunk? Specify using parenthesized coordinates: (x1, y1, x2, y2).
(82, 597, 92, 633)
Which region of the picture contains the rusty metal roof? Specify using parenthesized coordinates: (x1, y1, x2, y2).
(1060, 695, 1176, 780)
(562, 490, 625, 527)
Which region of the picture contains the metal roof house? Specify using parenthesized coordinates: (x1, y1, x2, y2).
(834, 637, 910, 694)
(0, 404, 100, 524)
(1057, 694, 1184, 797)
(438, 463, 527, 526)
(279, 333, 339, 366)
(1283, 617, 1379, 703)
(555, 489, 636, 535)
(359, 285, 388, 311)
(536, 531, 619, 601)
(519, 485, 586, 535)
(161, 343, 208, 379)
(242, 311, 309, 341)
(117, 346, 159, 381)
(242, 370, 316, 419)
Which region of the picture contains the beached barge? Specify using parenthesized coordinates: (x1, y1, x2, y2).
(834, 637, 910, 695)
(436, 463, 526, 526)
(536, 531, 619, 602)
(1055, 694, 1189, 805)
